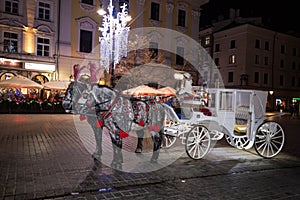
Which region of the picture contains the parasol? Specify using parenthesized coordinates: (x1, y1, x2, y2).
(0, 75, 43, 89)
(43, 80, 70, 90)
(122, 85, 165, 96)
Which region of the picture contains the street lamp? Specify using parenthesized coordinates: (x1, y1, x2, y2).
(98, 0, 131, 88)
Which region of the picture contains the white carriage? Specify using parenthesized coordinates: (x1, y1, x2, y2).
(162, 88, 285, 159)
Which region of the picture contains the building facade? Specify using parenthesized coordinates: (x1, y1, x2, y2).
(0, 0, 59, 84)
(58, 0, 208, 86)
(200, 23, 300, 111)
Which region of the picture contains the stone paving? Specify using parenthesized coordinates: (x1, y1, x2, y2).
(0, 114, 300, 200)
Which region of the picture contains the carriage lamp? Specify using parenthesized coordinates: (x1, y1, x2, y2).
(98, 0, 131, 88)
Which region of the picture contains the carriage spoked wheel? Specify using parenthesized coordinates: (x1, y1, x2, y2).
(185, 125, 211, 160)
(161, 134, 177, 148)
(254, 121, 285, 158)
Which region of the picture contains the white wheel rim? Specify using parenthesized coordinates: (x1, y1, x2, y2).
(186, 126, 211, 159)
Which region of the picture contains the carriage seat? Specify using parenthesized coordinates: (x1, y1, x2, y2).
(234, 106, 249, 133)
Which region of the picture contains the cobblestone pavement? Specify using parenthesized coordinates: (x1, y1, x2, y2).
(0, 114, 299, 200)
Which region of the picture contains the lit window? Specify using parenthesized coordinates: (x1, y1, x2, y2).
(229, 55, 236, 64)
(205, 36, 210, 45)
(150, 2, 160, 21)
(80, 30, 92, 53)
(38, 1, 51, 21)
(3, 32, 18, 53)
(178, 9, 186, 27)
(149, 42, 158, 59)
(5, 0, 18, 14)
(37, 37, 50, 56)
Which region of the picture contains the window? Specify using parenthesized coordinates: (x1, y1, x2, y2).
(38, 1, 51, 21)
(292, 77, 296, 87)
(214, 58, 219, 66)
(229, 55, 236, 64)
(255, 55, 259, 64)
(230, 40, 235, 49)
(254, 72, 259, 83)
(205, 36, 210, 45)
(5, 0, 18, 14)
(293, 48, 297, 56)
(279, 75, 284, 86)
(176, 46, 184, 65)
(150, 2, 160, 21)
(215, 43, 220, 52)
(178, 9, 186, 27)
(228, 72, 233, 83)
(280, 45, 285, 54)
(280, 59, 284, 68)
(4, 32, 18, 53)
(292, 62, 296, 70)
(81, 0, 93, 5)
(149, 42, 158, 59)
(219, 91, 233, 111)
(37, 37, 50, 56)
(263, 73, 268, 84)
(80, 30, 92, 53)
(264, 41, 269, 50)
(264, 57, 268, 65)
(255, 39, 260, 48)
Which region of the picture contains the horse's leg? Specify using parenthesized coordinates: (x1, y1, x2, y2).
(135, 130, 144, 153)
(87, 117, 102, 161)
(110, 133, 123, 170)
(150, 130, 163, 163)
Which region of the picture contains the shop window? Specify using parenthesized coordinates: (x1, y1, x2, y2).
(80, 30, 92, 53)
(0, 72, 15, 81)
(32, 75, 49, 84)
(38, 1, 51, 21)
(178, 9, 186, 27)
(3, 32, 18, 53)
(150, 2, 160, 21)
(37, 37, 50, 56)
(5, 0, 18, 14)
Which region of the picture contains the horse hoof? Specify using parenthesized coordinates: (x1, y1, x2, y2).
(135, 148, 142, 153)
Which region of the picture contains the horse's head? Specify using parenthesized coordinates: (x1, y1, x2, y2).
(62, 81, 89, 114)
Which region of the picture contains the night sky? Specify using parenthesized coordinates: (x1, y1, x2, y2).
(200, 0, 299, 35)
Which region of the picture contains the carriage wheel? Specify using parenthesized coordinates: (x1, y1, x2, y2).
(185, 125, 211, 160)
(254, 121, 285, 158)
(161, 134, 177, 148)
(225, 134, 235, 147)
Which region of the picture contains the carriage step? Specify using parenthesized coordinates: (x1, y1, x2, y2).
(164, 130, 178, 137)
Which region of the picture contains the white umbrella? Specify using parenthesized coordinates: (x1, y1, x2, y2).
(0, 75, 43, 89)
(122, 85, 165, 96)
(157, 86, 176, 96)
(43, 80, 70, 90)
